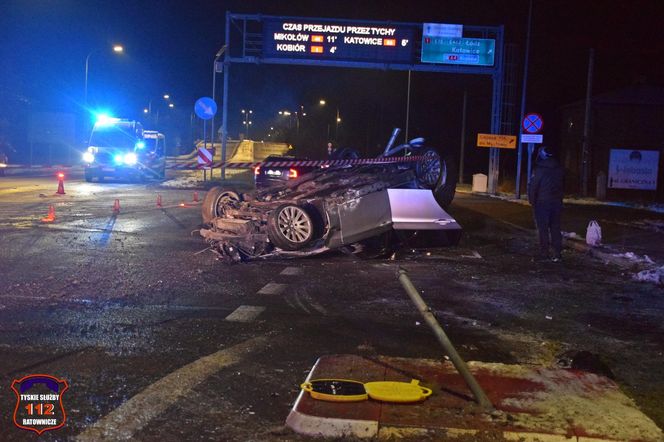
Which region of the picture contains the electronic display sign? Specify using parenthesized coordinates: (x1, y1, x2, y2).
(263, 19, 415, 63)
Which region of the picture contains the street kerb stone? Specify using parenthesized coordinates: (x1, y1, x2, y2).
(286, 354, 663, 441)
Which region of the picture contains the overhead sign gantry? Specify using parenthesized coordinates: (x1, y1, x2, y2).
(217, 13, 505, 192)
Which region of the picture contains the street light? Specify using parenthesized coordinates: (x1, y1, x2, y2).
(144, 94, 173, 126)
(241, 109, 253, 139)
(84, 44, 124, 106)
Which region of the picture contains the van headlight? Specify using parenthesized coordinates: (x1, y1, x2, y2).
(124, 153, 138, 165)
(83, 152, 95, 163)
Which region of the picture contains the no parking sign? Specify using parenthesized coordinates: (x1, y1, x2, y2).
(522, 113, 543, 134)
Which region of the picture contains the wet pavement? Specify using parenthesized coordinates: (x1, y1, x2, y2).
(0, 174, 662, 440)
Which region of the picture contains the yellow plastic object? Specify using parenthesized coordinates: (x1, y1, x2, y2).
(301, 379, 368, 402)
(364, 379, 432, 403)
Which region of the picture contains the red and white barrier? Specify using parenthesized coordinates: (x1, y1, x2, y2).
(168, 155, 425, 171)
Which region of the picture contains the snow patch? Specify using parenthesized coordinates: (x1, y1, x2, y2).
(161, 174, 204, 189)
(633, 266, 664, 286)
(611, 252, 655, 264)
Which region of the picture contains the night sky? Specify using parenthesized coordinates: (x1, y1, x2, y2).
(2, 0, 663, 163)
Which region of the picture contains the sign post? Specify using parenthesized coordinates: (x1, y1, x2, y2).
(520, 113, 543, 196)
(194, 97, 217, 181)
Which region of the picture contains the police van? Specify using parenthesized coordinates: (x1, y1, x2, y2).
(83, 117, 166, 182)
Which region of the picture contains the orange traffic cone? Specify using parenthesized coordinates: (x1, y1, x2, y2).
(156, 194, 163, 207)
(112, 199, 121, 214)
(193, 191, 199, 202)
(41, 204, 56, 223)
(179, 200, 186, 208)
(56, 173, 66, 195)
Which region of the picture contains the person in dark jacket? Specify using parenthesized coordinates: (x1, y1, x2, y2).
(528, 146, 565, 262)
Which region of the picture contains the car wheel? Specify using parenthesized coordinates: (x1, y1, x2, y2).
(416, 148, 443, 189)
(267, 204, 315, 250)
(432, 153, 457, 210)
(201, 187, 241, 223)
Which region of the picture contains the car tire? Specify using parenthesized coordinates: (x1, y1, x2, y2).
(267, 204, 315, 251)
(416, 148, 443, 189)
(201, 186, 241, 223)
(432, 153, 457, 209)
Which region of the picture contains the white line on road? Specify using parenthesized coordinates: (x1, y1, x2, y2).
(225, 305, 265, 322)
(257, 282, 287, 295)
(280, 266, 303, 276)
(76, 335, 270, 441)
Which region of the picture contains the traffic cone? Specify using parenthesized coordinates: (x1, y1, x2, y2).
(112, 199, 121, 214)
(56, 173, 65, 195)
(41, 204, 56, 223)
(193, 191, 199, 202)
(179, 200, 186, 208)
(156, 194, 163, 208)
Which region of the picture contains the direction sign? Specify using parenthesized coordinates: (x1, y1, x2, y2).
(521, 134, 543, 144)
(522, 113, 543, 134)
(194, 97, 217, 120)
(477, 133, 516, 149)
(421, 37, 495, 66)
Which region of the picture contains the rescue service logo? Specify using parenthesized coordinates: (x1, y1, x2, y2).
(11, 374, 69, 435)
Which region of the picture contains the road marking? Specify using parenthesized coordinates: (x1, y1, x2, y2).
(76, 335, 270, 441)
(280, 266, 303, 276)
(225, 305, 265, 322)
(257, 282, 287, 295)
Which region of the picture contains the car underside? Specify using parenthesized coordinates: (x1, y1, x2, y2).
(199, 134, 462, 263)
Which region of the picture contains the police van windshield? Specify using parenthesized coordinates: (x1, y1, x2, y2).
(89, 126, 139, 150)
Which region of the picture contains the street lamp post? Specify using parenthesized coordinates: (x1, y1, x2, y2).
(211, 45, 226, 147)
(84, 44, 123, 107)
(319, 99, 341, 141)
(241, 109, 253, 139)
(143, 94, 172, 127)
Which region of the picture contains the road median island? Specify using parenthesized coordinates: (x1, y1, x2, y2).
(286, 354, 663, 440)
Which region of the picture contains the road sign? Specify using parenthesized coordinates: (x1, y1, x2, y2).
(477, 133, 516, 149)
(521, 134, 543, 144)
(198, 147, 214, 166)
(262, 19, 415, 63)
(194, 97, 217, 120)
(423, 23, 462, 38)
(522, 113, 543, 134)
(421, 37, 495, 66)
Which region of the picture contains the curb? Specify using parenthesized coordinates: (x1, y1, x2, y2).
(285, 355, 663, 441)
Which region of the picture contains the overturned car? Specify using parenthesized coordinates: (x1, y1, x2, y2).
(200, 129, 462, 262)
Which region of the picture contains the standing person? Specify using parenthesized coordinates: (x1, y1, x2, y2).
(528, 146, 565, 262)
(326, 141, 336, 158)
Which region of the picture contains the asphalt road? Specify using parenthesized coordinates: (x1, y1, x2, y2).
(0, 175, 662, 440)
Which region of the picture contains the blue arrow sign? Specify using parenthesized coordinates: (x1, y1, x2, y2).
(194, 97, 217, 120)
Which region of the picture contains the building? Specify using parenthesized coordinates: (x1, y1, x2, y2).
(559, 85, 664, 202)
